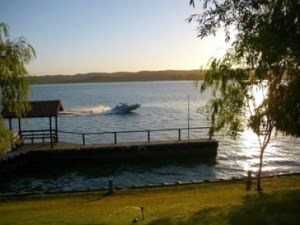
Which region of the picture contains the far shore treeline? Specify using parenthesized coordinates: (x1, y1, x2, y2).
(27, 70, 205, 84)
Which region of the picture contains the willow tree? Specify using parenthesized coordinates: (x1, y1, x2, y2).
(189, 0, 300, 190)
(0, 23, 35, 153)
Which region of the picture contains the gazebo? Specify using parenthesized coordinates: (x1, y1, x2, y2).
(1, 100, 64, 149)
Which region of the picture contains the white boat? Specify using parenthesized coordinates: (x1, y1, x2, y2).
(111, 103, 140, 114)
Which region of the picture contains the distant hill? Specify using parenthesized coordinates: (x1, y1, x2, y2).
(27, 70, 205, 84)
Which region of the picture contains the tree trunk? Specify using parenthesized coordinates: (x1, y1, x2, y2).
(256, 146, 265, 191)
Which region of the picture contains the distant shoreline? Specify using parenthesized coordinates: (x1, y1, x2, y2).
(27, 70, 205, 85)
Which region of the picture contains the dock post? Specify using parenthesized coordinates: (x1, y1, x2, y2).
(49, 117, 53, 149)
(114, 132, 117, 144)
(178, 129, 181, 141)
(9, 118, 13, 150)
(42, 131, 45, 143)
(147, 130, 150, 143)
(55, 116, 58, 142)
(82, 134, 85, 145)
(108, 179, 114, 194)
(18, 118, 22, 135)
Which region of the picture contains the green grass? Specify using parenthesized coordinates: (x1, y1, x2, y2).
(0, 175, 300, 225)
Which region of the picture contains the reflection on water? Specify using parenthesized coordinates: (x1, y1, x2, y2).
(238, 128, 294, 174)
(240, 129, 262, 172)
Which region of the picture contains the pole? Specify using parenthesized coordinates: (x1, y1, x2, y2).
(9, 118, 12, 131)
(55, 116, 58, 142)
(9, 118, 13, 150)
(108, 179, 114, 194)
(49, 117, 53, 149)
(188, 94, 190, 142)
(147, 130, 150, 143)
(82, 134, 85, 145)
(18, 118, 22, 135)
(114, 132, 117, 144)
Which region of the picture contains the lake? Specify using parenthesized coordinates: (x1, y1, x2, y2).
(2, 81, 300, 193)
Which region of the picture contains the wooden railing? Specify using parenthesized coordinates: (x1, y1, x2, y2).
(58, 127, 211, 145)
(20, 129, 57, 144)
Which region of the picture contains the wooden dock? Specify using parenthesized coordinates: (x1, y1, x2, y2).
(1, 139, 218, 159)
(0, 139, 218, 176)
(0, 126, 219, 177)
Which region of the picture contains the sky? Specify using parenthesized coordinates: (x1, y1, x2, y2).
(1, 0, 231, 76)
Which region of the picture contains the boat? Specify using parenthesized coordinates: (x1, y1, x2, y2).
(111, 103, 140, 114)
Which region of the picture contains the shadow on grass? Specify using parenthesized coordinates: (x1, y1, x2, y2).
(64, 224, 106, 225)
(147, 189, 300, 225)
(87, 192, 112, 203)
(228, 189, 300, 225)
(147, 207, 224, 225)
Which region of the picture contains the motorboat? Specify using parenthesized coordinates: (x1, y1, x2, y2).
(111, 103, 140, 114)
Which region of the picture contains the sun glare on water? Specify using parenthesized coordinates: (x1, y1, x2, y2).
(248, 84, 266, 112)
(240, 84, 278, 172)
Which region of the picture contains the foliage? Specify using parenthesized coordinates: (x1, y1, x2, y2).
(0, 120, 11, 152)
(0, 22, 35, 153)
(189, 0, 300, 190)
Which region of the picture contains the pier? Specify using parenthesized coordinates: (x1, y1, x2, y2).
(1, 100, 218, 166)
(0, 99, 218, 175)
(0, 126, 218, 176)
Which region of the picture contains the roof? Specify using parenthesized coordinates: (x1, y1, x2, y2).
(1, 100, 64, 118)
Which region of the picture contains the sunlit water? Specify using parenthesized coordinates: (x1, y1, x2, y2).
(2, 81, 300, 193)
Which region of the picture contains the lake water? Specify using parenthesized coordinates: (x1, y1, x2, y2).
(2, 81, 300, 193)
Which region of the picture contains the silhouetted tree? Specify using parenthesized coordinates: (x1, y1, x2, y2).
(189, 0, 300, 190)
(0, 23, 35, 153)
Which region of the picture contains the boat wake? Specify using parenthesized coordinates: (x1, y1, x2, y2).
(60, 105, 111, 116)
(60, 103, 141, 116)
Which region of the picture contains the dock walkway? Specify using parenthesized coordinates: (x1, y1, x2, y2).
(0, 139, 218, 172)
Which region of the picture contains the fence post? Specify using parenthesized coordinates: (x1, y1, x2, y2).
(246, 170, 252, 191)
(178, 129, 181, 141)
(82, 134, 85, 145)
(108, 179, 114, 194)
(114, 132, 117, 144)
(147, 130, 150, 143)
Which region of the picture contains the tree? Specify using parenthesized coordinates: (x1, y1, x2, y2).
(0, 22, 35, 153)
(188, 0, 300, 190)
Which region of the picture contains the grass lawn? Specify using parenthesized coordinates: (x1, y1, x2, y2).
(0, 175, 299, 225)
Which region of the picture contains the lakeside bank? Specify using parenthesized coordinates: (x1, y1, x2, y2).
(0, 174, 299, 225)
